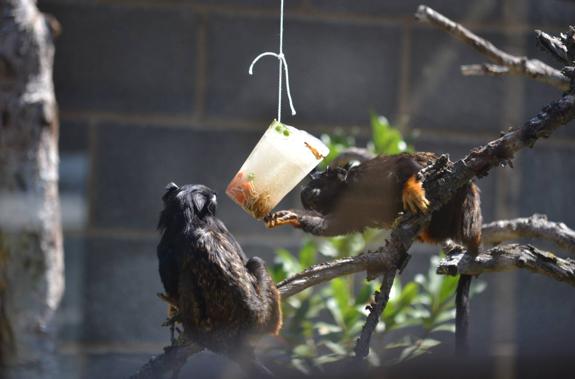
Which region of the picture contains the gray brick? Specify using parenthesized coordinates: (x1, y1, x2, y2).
(310, 0, 503, 22)
(59, 120, 89, 153)
(408, 30, 508, 133)
(527, 0, 575, 27)
(515, 269, 575, 356)
(90, 123, 299, 235)
(55, 234, 87, 342)
(205, 16, 400, 126)
(82, 237, 167, 343)
(39, 3, 197, 114)
(518, 147, 575, 227)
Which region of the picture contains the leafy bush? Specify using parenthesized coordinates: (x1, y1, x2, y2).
(270, 115, 485, 373)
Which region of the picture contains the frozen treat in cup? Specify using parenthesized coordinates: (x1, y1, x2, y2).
(226, 120, 330, 219)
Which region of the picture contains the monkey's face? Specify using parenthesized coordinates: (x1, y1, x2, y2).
(159, 183, 217, 230)
(300, 166, 348, 214)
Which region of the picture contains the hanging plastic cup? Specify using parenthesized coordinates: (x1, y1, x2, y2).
(226, 120, 330, 219)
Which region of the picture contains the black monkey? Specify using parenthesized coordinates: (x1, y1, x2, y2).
(157, 183, 282, 372)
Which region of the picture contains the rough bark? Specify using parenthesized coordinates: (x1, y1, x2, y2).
(482, 214, 575, 256)
(0, 1, 63, 377)
(438, 244, 575, 286)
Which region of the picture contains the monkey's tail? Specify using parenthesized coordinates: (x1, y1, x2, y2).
(456, 181, 482, 355)
(455, 275, 472, 355)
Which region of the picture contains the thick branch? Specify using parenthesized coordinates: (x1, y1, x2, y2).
(438, 244, 575, 286)
(415, 5, 570, 91)
(482, 214, 575, 255)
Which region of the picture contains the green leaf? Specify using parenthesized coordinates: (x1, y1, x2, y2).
(471, 280, 487, 296)
(418, 338, 441, 350)
(291, 358, 311, 374)
(322, 340, 347, 356)
(299, 240, 317, 269)
(438, 275, 459, 305)
(370, 113, 409, 155)
(325, 298, 344, 328)
(331, 278, 351, 318)
(315, 354, 343, 365)
(430, 323, 456, 333)
(355, 282, 377, 305)
(274, 248, 302, 276)
(270, 262, 288, 283)
(315, 322, 342, 335)
(293, 344, 315, 358)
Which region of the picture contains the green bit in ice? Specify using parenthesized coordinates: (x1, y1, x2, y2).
(272, 120, 290, 137)
(247, 173, 256, 181)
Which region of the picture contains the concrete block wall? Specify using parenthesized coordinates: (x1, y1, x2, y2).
(37, 0, 575, 377)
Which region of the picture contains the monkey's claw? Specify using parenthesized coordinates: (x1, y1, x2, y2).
(162, 312, 182, 327)
(402, 175, 430, 214)
(264, 210, 301, 228)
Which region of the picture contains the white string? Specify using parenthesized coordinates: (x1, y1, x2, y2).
(248, 0, 296, 122)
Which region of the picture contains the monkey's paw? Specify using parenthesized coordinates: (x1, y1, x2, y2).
(402, 175, 430, 214)
(162, 312, 182, 327)
(264, 210, 301, 228)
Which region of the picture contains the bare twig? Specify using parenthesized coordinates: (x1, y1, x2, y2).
(415, 5, 570, 91)
(461, 63, 511, 77)
(438, 244, 575, 286)
(353, 269, 396, 360)
(482, 214, 575, 255)
(536, 27, 575, 65)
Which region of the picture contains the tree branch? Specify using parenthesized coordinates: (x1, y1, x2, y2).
(437, 244, 575, 286)
(482, 214, 575, 255)
(353, 269, 396, 360)
(415, 5, 570, 91)
(277, 251, 396, 298)
(535, 27, 575, 65)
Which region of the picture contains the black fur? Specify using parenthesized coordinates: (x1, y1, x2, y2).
(157, 183, 282, 356)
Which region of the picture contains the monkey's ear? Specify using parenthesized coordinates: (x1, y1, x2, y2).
(334, 167, 348, 182)
(162, 182, 179, 201)
(191, 192, 206, 215)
